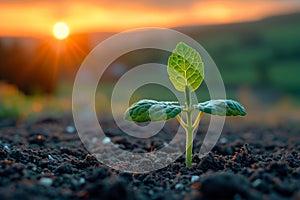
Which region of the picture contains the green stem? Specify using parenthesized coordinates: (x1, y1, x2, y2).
(176, 115, 187, 129)
(175, 86, 204, 168)
(192, 111, 204, 132)
(185, 86, 193, 168)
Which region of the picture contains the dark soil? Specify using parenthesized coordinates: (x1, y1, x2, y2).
(0, 116, 299, 200)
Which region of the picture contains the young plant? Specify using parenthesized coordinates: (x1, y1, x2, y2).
(124, 42, 246, 167)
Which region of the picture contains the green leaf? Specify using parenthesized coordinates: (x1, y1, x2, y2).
(124, 99, 182, 122)
(167, 42, 204, 92)
(195, 100, 246, 116)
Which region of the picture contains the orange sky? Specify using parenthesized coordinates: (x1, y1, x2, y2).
(1, 0, 300, 37)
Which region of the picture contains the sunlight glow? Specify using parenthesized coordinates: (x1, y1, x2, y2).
(0, 1, 299, 37)
(53, 22, 69, 40)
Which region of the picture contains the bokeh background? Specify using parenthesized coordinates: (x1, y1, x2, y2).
(0, 0, 299, 125)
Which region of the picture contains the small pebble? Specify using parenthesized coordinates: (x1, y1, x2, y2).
(246, 168, 253, 174)
(92, 137, 98, 143)
(48, 155, 54, 161)
(175, 183, 183, 190)
(65, 126, 75, 133)
(114, 144, 120, 148)
(4, 145, 10, 150)
(252, 179, 262, 187)
(166, 158, 173, 164)
(191, 175, 200, 183)
(40, 177, 53, 186)
(148, 189, 154, 196)
(79, 178, 85, 184)
(102, 137, 111, 144)
(219, 137, 228, 144)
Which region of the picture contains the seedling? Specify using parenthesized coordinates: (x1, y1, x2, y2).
(124, 42, 246, 167)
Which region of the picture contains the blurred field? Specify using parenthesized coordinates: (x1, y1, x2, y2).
(0, 82, 71, 120)
(1, 13, 300, 124)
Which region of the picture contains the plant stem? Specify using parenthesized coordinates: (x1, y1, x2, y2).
(192, 111, 204, 131)
(185, 85, 193, 168)
(176, 115, 187, 129)
(176, 86, 204, 167)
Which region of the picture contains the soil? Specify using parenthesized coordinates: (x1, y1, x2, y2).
(0, 116, 299, 200)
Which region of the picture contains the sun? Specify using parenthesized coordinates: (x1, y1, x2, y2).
(53, 22, 70, 40)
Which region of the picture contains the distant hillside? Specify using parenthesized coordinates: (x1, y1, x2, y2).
(174, 12, 300, 39)
(1, 12, 299, 95)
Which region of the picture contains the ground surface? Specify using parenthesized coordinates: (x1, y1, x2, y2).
(0, 116, 299, 200)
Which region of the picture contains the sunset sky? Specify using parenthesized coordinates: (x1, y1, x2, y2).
(1, 0, 300, 37)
